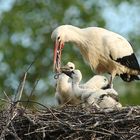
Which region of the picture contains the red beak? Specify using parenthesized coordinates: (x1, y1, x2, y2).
(53, 40, 64, 73)
(53, 40, 59, 71)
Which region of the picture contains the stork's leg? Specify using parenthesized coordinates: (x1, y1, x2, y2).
(109, 72, 116, 88)
(109, 76, 113, 88)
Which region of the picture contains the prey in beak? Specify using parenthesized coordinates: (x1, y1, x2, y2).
(53, 39, 64, 73)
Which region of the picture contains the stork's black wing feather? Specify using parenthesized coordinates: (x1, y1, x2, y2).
(120, 73, 140, 82)
(110, 53, 140, 82)
(116, 53, 140, 70)
(111, 53, 140, 70)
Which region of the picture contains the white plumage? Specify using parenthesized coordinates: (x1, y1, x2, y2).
(55, 62, 80, 105)
(51, 25, 140, 85)
(80, 75, 109, 90)
(56, 62, 117, 105)
(61, 62, 110, 90)
(66, 69, 122, 108)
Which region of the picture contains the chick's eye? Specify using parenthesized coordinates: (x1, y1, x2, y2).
(70, 66, 73, 69)
(104, 78, 107, 81)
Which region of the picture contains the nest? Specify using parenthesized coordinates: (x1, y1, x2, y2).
(0, 104, 140, 140)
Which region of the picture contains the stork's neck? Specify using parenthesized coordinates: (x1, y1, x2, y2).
(64, 25, 93, 64)
(64, 26, 88, 46)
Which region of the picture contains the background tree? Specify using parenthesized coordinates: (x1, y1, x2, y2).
(0, 0, 140, 106)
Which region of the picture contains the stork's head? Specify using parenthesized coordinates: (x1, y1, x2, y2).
(91, 75, 110, 89)
(51, 25, 82, 72)
(51, 25, 78, 43)
(51, 25, 72, 72)
(51, 26, 67, 43)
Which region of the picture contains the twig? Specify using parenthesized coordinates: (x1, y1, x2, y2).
(14, 59, 36, 104)
(10, 123, 21, 140)
(16, 72, 27, 107)
(16, 100, 59, 120)
(0, 111, 18, 139)
(6, 131, 21, 140)
(3, 90, 11, 102)
(99, 128, 120, 138)
(128, 133, 140, 140)
(0, 98, 10, 103)
(24, 79, 39, 110)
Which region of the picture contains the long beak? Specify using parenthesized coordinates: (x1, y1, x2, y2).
(53, 40, 64, 73)
(62, 70, 74, 78)
(53, 40, 59, 72)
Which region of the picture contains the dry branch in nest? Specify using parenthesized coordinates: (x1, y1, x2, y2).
(0, 104, 140, 140)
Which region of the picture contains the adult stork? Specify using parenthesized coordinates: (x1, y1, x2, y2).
(51, 25, 140, 86)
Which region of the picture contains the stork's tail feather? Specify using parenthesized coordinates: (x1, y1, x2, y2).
(120, 73, 140, 82)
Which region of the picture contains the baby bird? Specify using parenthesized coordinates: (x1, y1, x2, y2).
(55, 62, 81, 105)
(63, 69, 122, 108)
(55, 61, 108, 105)
(61, 62, 118, 98)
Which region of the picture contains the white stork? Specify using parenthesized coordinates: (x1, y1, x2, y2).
(51, 25, 140, 86)
(64, 69, 122, 109)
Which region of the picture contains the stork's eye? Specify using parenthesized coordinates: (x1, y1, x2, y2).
(57, 36, 60, 40)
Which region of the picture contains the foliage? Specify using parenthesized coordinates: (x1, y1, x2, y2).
(0, 0, 140, 106)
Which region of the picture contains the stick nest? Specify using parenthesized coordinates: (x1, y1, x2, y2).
(0, 105, 140, 140)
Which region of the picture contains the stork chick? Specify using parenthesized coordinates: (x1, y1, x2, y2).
(63, 69, 122, 109)
(51, 25, 140, 86)
(61, 62, 118, 96)
(56, 61, 114, 105)
(55, 62, 80, 105)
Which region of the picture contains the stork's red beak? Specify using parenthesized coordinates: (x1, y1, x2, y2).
(53, 40, 64, 73)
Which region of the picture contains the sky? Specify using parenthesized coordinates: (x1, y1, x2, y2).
(102, 1, 140, 37)
(0, 0, 15, 16)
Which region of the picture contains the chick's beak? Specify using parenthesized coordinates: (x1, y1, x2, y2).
(62, 70, 73, 78)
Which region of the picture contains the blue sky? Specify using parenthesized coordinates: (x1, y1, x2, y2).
(0, 0, 15, 15)
(102, 1, 140, 37)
